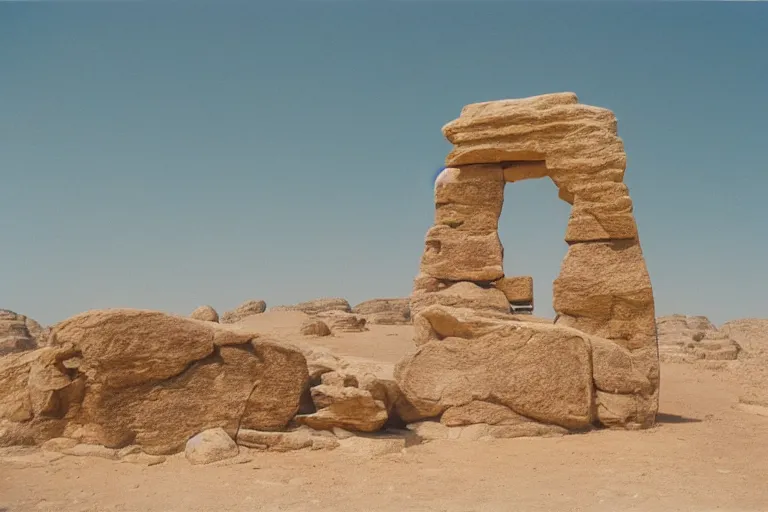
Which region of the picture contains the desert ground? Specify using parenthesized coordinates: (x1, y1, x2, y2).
(2, 311, 768, 512)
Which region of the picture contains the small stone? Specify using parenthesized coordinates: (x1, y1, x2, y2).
(41, 437, 78, 453)
(300, 320, 331, 337)
(184, 428, 239, 465)
(190, 305, 219, 323)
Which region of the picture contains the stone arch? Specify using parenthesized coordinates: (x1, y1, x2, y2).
(407, 93, 659, 429)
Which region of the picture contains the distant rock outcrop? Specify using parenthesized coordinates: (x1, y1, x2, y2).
(0, 309, 41, 355)
(352, 298, 411, 325)
(220, 300, 267, 324)
(720, 318, 768, 358)
(272, 298, 351, 316)
(656, 314, 740, 362)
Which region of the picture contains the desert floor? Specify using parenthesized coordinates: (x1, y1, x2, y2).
(2, 320, 768, 512)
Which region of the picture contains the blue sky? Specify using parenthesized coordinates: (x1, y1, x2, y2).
(1, 2, 766, 326)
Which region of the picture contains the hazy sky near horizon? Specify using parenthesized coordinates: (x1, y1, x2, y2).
(2, 2, 767, 326)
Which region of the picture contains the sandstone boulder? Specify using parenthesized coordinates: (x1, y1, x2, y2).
(236, 426, 338, 452)
(410, 281, 510, 330)
(395, 306, 594, 429)
(296, 385, 388, 433)
(220, 300, 267, 324)
(352, 298, 411, 325)
(185, 428, 239, 465)
(300, 319, 331, 337)
(4, 309, 309, 454)
(190, 305, 219, 323)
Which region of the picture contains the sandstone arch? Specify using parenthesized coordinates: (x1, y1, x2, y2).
(402, 92, 659, 430)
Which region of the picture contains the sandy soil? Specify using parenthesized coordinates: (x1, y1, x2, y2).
(2, 319, 768, 512)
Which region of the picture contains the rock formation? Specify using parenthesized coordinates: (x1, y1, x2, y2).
(0, 309, 308, 454)
(272, 298, 352, 316)
(220, 300, 267, 324)
(720, 318, 768, 358)
(352, 298, 411, 325)
(190, 305, 219, 323)
(0, 309, 43, 355)
(656, 314, 739, 362)
(402, 92, 660, 431)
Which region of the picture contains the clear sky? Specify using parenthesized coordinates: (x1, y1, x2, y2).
(1, 2, 766, 326)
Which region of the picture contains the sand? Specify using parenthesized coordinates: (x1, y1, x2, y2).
(2, 317, 768, 512)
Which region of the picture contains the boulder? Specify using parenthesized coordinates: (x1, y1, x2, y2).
(220, 300, 267, 324)
(190, 305, 219, 323)
(0, 309, 38, 355)
(295, 385, 388, 433)
(185, 428, 239, 465)
(300, 319, 331, 337)
(272, 298, 351, 316)
(4, 309, 309, 454)
(352, 298, 411, 325)
(395, 306, 594, 430)
(316, 311, 367, 333)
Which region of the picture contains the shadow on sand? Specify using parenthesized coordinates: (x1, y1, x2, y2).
(655, 412, 702, 424)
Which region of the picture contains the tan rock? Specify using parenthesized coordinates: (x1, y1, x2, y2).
(295, 385, 388, 433)
(190, 305, 219, 323)
(656, 314, 740, 362)
(411, 281, 510, 321)
(300, 319, 331, 337)
(595, 391, 656, 429)
(184, 428, 238, 465)
(61, 443, 119, 460)
(720, 318, 768, 358)
(352, 299, 410, 325)
(419, 225, 503, 282)
(494, 276, 534, 304)
(395, 306, 594, 429)
(316, 311, 367, 333)
(272, 298, 351, 316)
(336, 434, 407, 457)
(220, 300, 266, 324)
(236, 426, 338, 452)
(565, 182, 638, 242)
(320, 371, 359, 388)
(41, 437, 78, 452)
(0, 309, 38, 355)
(553, 239, 656, 352)
(41, 309, 307, 454)
(441, 401, 531, 427)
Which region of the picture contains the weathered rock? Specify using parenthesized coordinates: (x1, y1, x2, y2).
(410, 281, 510, 329)
(407, 93, 660, 430)
(295, 385, 388, 432)
(352, 299, 411, 325)
(14, 309, 311, 455)
(396, 306, 594, 429)
(441, 401, 531, 427)
(408, 420, 567, 441)
(320, 371, 359, 388)
(657, 314, 740, 362)
(190, 305, 219, 323)
(316, 311, 367, 333)
(0, 346, 83, 447)
(0, 309, 38, 355)
(720, 318, 768, 358)
(336, 434, 408, 457)
(236, 426, 338, 452)
(300, 319, 331, 337)
(419, 225, 504, 282)
(272, 298, 351, 316)
(41, 437, 78, 452)
(299, 346, 349, 381)
(184, 428, 239, 465)
(61, 443, 119, 460)
(220, 300, 267, 324)
(493, 276, 534, 305)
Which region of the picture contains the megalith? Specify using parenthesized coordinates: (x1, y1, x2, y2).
(399, 92, 659, 430)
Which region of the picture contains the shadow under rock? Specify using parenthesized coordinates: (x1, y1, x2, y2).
(655, 412, 702, 424)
